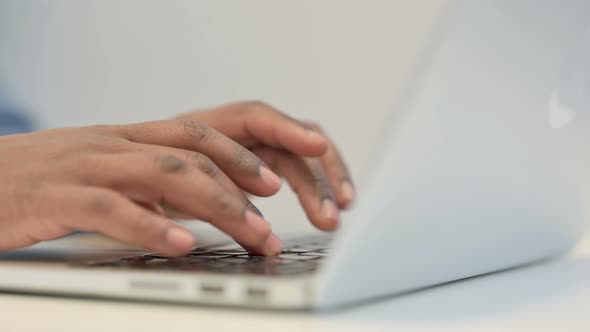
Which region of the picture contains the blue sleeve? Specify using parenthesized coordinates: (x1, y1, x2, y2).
(0, 96, 36, 135)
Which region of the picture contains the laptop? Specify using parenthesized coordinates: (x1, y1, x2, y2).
(1, 0, 589, 310)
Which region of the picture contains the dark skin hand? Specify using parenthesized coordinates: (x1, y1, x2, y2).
(0, 101, 354, 256)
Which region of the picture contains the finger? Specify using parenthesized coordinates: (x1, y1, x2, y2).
(161, 204, 194, 220)
(112, 120, 282, 197)
(137, 202, 167, 217)
(128, 142, 265, 220)
(48, 186, 195, 256)
(255, 147, 340, 231)
(303, 121, 355, 209)
(136, 146, 277, 255)
(190, 101, 354, 206)
(73, 152, 282, 255)
(118, 189, 168, 217)
(184, 101, 328, 156)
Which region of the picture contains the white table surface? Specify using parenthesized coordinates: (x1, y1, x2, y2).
(2, 235, 589, 332)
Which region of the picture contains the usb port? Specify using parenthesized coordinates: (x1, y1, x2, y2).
(200, 283, 224, 295)
(245, 287, 268, 300)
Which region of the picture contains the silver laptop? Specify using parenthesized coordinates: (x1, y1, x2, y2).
(1, 0, 589, 310)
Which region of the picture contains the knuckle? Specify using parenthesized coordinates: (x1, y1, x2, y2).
(155, 155, 187, 174)
(315, 175, 333, 197)
(180, 120, 216, 144)
(85, 190, 120, 215)
(214, 191, 240, 216)
(189, 152, 220, 177)
(311, 176, 325, 187)
(318, 180, 335, 201)
(242, 100, 274, 113)
(68, 155, 105, 182)
(307, 162, 335, 199)
(298, 168, 322, 190)
(216, 193, 234, 213)
(230, 145, 260, 173)
(313, 176, 334, 200)
(117, 123, 151, 143)
(113, 124, 133, 140)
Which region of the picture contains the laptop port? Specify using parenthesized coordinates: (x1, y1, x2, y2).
(200, 283, 224, 295)
(245, 287, 268, 300)
(128, 279, 180, 292)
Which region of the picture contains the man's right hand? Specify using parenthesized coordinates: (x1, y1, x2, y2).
(0, 121, 286, 256)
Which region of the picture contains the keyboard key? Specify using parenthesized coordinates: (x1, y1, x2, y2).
(210, 250, 248, 255)
(278, 253, 319, 260)
(300, 252, 330, 257)
(291, 245, 327, 251)
(188, 248, 216, 254)
(283, 248, 317, 253)
(216, 257, 251, 264)
(189, 253, 234, 259)
(82, 234, 333, 276)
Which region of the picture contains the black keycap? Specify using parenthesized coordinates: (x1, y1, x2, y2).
(216, 257, 251, 264)
(210, 250, 248, 255)
(81, 234, 332, 276)
(283, 248, 317, 253)
(278, 253, 319, 260)
(291, 245, 326, 251)
(189, 253, 234, 259)
(300, 252, 330, 257)
(188, 248, 216, 254)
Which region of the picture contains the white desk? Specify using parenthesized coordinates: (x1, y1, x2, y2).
(2, 237, 589, 332)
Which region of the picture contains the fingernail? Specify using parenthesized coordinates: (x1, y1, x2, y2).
(165, 227, 195, 250)
(245, 209, 271, 237)
(321, 199, 339, 223)
(259, 166, 282, 189)
(306, 129, 326, 143)
(263, 234, 283, 256)
(341, 181, 355, 206)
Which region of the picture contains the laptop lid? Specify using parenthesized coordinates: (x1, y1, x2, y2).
(316, 0, 590, 308)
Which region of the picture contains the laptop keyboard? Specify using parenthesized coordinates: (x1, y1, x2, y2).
(82, 234, 334, 276)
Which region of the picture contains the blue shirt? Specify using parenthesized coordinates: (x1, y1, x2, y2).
(0, 95, 35, 135)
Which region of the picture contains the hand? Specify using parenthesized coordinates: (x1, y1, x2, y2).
(0, 120, 281, 256)
(0, 101, 353, 257)
(176, 101, 355, 230)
